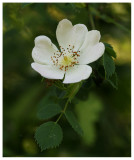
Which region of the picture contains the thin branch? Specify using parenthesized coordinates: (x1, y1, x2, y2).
(55, 99, 69, 123)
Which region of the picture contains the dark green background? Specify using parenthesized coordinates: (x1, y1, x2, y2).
(3, 3, 131, 157)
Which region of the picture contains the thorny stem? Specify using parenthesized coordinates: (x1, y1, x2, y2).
(55, 99, 70, 123)
(87, 4, 95, 30)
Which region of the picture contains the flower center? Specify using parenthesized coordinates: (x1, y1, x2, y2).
(51, 45, 80, 71)
(62, 56, 73, 66)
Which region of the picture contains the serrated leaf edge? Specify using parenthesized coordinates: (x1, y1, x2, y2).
(34, 122, 63, 151)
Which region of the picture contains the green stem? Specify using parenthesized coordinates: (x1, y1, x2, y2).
(55, 99, 70, 123)
(55, 82, 83, 123)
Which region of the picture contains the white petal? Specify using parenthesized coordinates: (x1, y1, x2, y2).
(32, 36, 58, 65)
(63, 65, 92, 84)
(56, 19, 73, 49)
(71, 24, 88, 51)
(56, 19, 88, 51)
(79, 30, 101, 51)
(78, 42, 105, 65)
(31, 63, 65, 79)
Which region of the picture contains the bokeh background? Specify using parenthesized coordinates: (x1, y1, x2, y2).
(3, 3, 131, 157)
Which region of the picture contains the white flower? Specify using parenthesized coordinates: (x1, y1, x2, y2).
(31, 19, 105, 84)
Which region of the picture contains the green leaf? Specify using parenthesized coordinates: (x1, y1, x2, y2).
(104, 42, 117, 58)
(65, 110, 83, 136)
(56, 89, 66, 99)
(103, 52, 115, 78)
(64, 82, 82, 102)
(107, 72, 118, 89)
(35, 122, 63, 151)
(102, 43, 118, 89)
(37, 104, 62, 120)
(104, 42, 113, 49)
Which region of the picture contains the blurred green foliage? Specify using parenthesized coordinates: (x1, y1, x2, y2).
(3, 3, 131, 157)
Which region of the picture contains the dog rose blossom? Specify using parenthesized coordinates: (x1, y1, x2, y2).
(31, 19, 105, 83)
